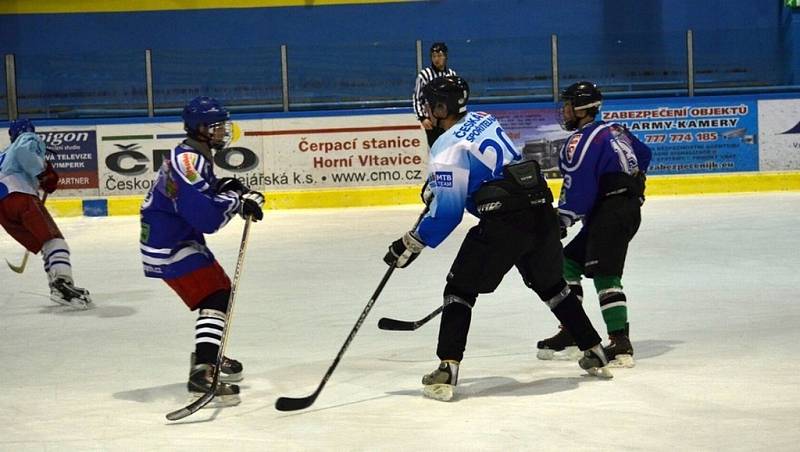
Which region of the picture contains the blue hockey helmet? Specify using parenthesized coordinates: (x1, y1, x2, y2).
(9, 118, 35, 142)
(181, 96, 231, 150)
(423, 75, 469, 117)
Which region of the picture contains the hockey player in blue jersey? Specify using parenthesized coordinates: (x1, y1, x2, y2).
(0, 119, 91, 308)
(384, 76, 612, 401)
(139, 96, 264, 406)
(536, 81, 651, 368)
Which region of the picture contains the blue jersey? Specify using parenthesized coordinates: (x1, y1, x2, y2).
(558, 121, 652, 225)
(416, 111, 523, 247)
(0, 132, 47, 199)
(139, 141, 241, 279)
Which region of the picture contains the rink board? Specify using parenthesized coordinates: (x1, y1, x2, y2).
(45, 171, 800, 217)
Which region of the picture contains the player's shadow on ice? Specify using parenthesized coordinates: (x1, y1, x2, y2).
(385, 375, 589, 401)
(39, 303, 137, 318)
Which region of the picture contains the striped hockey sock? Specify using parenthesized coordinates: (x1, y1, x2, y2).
(41, 238, 72, 282)
(195, 309, 226, 364)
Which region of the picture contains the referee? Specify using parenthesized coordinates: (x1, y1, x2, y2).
(413, 42, 457, 147)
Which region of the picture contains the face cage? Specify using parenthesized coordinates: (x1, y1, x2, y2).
(557, 100, 578, 131)
(205, 121, 232, 150)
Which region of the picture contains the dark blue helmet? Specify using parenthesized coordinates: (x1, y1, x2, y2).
(181, 96, 231, 149)
(9, 118, 35, 142)
(182, 96, 229, 133)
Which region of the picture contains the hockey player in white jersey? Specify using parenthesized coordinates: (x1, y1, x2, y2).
(384, 76, 612, 401)
(0, 119, 92, 308)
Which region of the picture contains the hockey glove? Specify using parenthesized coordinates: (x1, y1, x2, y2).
(420, 179, 434, 207)
(558, 213, 572, 239)
(239, 191, 265, 222)
(37, 161, 59, 194)
(384, 231, 425, 268)
(216, 177, 248, 197)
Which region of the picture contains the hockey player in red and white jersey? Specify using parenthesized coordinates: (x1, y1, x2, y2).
(140, 96, 264, 406)
(0, 119, 92, 308)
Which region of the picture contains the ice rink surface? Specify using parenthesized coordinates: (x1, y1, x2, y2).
(1, 192, 799, 451)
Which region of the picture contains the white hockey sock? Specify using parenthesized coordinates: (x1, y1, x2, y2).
(41, 238, 72, 283)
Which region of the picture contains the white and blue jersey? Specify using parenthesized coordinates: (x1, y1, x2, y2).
(558, 121, 652, 225)
(416, 111, 523, 248)
(0, 132, 47, 199)
(139, 141, 241, 279)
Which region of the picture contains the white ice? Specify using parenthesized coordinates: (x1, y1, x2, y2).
(1, 192, 799, 451)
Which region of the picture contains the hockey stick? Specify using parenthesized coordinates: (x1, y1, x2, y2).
(6, 193, 48, 274)
(275, 208, 428, 412)
(166, 215, 253, 421)
(377, 305, 443, 331)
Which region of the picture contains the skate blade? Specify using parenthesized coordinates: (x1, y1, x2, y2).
(187, 393, 241, 408)
(585, 366, 614, 379)
(608, 354, 635, 368)
(537, 346, 582, 361)
(422, 384, 455, 402)
(221, 372, 243, 383)
(50, 296, 91, 310)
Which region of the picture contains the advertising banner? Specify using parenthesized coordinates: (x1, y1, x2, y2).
(247, 114, 428, 190)
(36, 128, 100, 197)
(602, 100, 759, 174)
(485, 99, 760, 176)
(757, 98, 800, 171)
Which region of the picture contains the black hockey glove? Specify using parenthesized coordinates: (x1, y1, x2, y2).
(216, 177, 248, 197)
(384, 231, 425, 268)
(420, 179, 434, 206)
(239, 191, 265, 222)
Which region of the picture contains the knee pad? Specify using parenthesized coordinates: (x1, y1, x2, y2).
(443, 284, 476, 309)
(539, 280, 570, 310)
(197, 289, 230, 313)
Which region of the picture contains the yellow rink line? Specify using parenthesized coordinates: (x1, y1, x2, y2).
(44, 171, 800, 218)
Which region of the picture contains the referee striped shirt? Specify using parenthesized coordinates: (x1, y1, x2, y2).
(413, 66, 457, 120)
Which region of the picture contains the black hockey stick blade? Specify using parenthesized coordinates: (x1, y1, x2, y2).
(377, 316, 417, 331)
(165, 391, 216, 421)
(377, 305, 443, 331)
(275, 391, 320, 412)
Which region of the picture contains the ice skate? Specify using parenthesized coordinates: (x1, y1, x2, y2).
(187, 363, 241, 408)
(536, 326, 582, 361)
(605, 328, 635, 368)
(49, 277, 92, 309)
(422, 360, 459, 402)
(578, 345, 614, 379)
(190, 352, 243, 382)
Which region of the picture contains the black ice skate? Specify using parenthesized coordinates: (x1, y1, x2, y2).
(536, 325, 582, 361)
(422, 360, 459, 402)
(605, 326, 635, 368)
(187, 363, 241, 407)
(578, 345, 614, 379)
(49, 277, 92, 309)
(190, 352, 244, 382)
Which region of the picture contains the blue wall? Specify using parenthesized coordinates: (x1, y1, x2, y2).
(0, 0, 795, 119)
(0, 1, 785, 53)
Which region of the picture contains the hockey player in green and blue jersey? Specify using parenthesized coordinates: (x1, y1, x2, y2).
(537, 81, 652, 368)
(384, 76, 613, 402)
